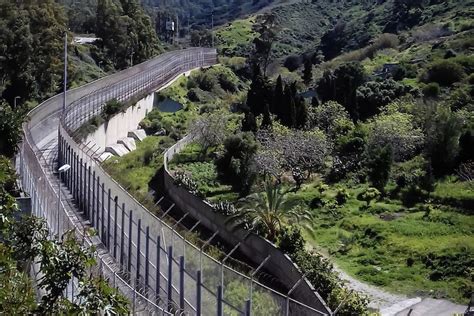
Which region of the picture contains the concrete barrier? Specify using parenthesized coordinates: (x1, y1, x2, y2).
(162, 136, 332, 314)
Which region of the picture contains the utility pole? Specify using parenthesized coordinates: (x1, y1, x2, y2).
(211, 11, 214, 48)
(176, 14, 179, 44)
(63, 32, 68, 112)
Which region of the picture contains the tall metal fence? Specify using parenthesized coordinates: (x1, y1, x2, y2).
(22, 48, 329, 315)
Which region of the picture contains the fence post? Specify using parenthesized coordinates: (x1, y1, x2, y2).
(101, 183, 105, 244)
(245, 299, 251, 316)
(145, 226, 150, 296)
(87, 166, 91, 220)
(95, 176, 100, 231)
(136, 219, 141, 286)
(156, 235, 161, 296)
(107, 188, 111, 248)
(120, 203, 125, 267)
(91, 171, 96, 227)
(196, 270, 202, 316)
(128, 210, 133, 274)
(114, 198, 118, 258)
(179, 256, 185, 311)
(78, 158, 85, 211)
(167, 245, 173, 312)
(217, 285, 223, 316)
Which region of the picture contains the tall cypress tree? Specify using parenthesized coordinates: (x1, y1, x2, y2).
(273, 75, 285, 121)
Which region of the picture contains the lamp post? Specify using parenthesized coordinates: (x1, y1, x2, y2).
(58, 164, 71, 235)
(14, 96, 20, 108)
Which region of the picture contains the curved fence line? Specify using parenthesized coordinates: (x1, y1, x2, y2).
(22, 47, 329, 315)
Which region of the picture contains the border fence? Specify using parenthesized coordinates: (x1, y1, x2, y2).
(21, 48, 330, 315)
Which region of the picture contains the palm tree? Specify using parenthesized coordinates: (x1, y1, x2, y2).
(230, 181, 312, 242)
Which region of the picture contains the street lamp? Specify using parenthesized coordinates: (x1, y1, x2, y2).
(57, 164, 71, 235)
(14, 96, 20, 108)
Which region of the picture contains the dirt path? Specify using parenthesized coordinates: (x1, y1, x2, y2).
(333, 264, 467, 315)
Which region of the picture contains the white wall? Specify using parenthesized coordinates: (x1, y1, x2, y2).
(85, 93, 154, 152)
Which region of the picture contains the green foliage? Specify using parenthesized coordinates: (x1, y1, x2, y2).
(96, 0, 160, 69)
(0, 161, 129, 314)
(424, 60, 466, 86)
(424, 105, 463, 176)
(422, 82, 440, 98)
(356, 80, 415, 120)
(0, 244, 36, 315)
(317, 62, 366, 120)
(224, 280, 280, 316)
(216, 133, 257, 196)
(0, 0, 67, 102)
(367, 145, 393, 193)
(358, 187, 381, 207)
(101, 98, 125, 121)
(233, 181, 312, 241)
(277, 225, 305, 260)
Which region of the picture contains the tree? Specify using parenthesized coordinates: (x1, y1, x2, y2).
(0, 101, 25, 158)
(309, 101, 353, 139)
(424, 105, 462, 176)
(232, 181, 312, 241)
(367, 112, 424, 162)
(302, 59, 313, 86)
(247, 65, 272, 118)
(317, 62, 366, 120)
(257, 127, 330, 189)
(241, 110, 258, 133)
(251, 14, 277, 76)
(0, 0, 67, 102)
(96, 0, 160, 69)
(272, 75, 285, 119)
(424, 60, 466, 87)
(367, 145, 393, 193)
(216, 133, 258, 196)
(356, 80, 413, 120)
(189, 112, 228, 155)
(0, 157, 129, 314)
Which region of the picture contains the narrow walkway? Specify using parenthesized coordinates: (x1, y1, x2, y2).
(38, 135, 158, 314)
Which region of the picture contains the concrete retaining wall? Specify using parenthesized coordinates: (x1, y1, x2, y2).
(162, 136, 332, 314)
(85, 94, 154, 152)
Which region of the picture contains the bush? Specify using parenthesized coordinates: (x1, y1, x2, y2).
(218, 73, 238, 92)
(101, 99, 125, 121)
(358, 187, 381, 206)
(194, 72, 218, 91)
(335, 188, 350, 205)
(422, 82, 440, 98)
(284, 55, 303, 72)
(425, 60, 466, 86)
(277, 226, 305, 260)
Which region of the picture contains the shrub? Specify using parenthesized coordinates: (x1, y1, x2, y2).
(335, 188, 350, 205)
(468, 73, 474, 85)
(425, 60, 466, 86)
(358, 187, 381, 206)
(277, 226, 305, 260)
(422, 82, 440, 98)
(101, 99, 125, 121)
(284, 55, 303, 72)
(194, 72, 218, 91)
(218, 73, 238, 92)
(187, 89, 200, 102)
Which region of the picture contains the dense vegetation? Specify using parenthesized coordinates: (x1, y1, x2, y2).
(0, 156, 129, 313)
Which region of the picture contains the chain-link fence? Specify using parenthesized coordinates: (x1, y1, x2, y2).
(22, 48, 330, 315)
